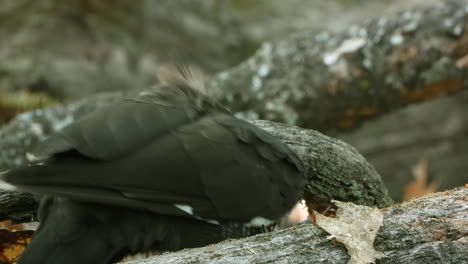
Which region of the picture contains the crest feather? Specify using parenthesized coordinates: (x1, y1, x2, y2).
(157, 65, 206, 94)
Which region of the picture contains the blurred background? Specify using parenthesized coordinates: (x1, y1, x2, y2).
(0, 0, 467, 202)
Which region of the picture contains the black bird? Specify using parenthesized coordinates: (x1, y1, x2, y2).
(0, 71, 305, 264)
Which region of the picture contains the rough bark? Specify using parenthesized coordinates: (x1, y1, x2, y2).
(252, 121, 392, 211)
(340, 89, 468, 201)
(0, 104, 393, 221)
(207, 0, 468, 132)
(119, 187, 468, 264)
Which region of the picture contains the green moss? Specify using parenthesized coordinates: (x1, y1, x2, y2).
(359, 79, 370, 89)
(0, 91, 58, 126)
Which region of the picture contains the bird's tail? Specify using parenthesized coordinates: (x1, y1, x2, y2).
(17, 196, 223, 264)
(16, 197, 172, 264)
(18, 222, 126, 264)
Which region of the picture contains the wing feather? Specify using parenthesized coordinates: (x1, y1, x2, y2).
(3, 88, 304, 223)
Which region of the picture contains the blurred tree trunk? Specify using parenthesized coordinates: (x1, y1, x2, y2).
(340, 90, 468, 201)
(0, 0, 250, 99)
(207, 0, 468, 132)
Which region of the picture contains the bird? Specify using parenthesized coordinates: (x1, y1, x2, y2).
(0, 68, 305, 264)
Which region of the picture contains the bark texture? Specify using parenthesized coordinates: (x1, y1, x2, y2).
(208, 0, 468, 131)
(252, 121, 392, 211)
(119, 188, 467, 264)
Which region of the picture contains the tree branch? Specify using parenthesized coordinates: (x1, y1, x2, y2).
(207, 0, 468, 132)
(120, 187, 467, 264)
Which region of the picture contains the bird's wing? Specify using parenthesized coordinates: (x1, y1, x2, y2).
(177, 114, 305, 221)
(4, 113, 304, 223)
(114, 113, 304, 221)
(4, 82, 304, 222)
(33, 85, 224, 161)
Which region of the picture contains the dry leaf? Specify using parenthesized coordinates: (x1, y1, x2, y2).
(456, 54, 468, 68)
(314, 200, 386, 264)
(0, 229, 34, 264)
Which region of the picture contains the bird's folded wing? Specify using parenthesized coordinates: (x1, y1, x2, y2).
(3, 113, 304, 222)
(34, 86, 222, 161)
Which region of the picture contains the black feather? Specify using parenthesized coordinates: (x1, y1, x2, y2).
(2, 82, 305, 263)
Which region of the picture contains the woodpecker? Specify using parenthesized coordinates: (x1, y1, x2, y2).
(0, 71, 305, 264)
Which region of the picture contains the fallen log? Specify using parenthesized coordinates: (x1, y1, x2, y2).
(120, 187, 468, 264)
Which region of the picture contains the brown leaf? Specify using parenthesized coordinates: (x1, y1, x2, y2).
(0, 229, 34, 264)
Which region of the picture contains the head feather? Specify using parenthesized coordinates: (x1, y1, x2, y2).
(157, 65, 206, 94)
